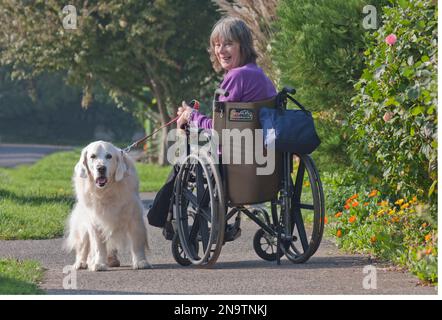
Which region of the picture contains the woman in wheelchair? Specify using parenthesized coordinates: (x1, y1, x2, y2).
(147, 16, 277, 240)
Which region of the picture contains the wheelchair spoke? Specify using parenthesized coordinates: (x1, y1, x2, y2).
(293, 209, 309, 252)
(200, 187, 210, 208)
(293, 202, 314, 210)
(197, 214, 210, 253)
(198, 207, 212, 223)
(293, 161, 305, 203)
(183, 189, 198, 208)
(188, 219, 200, 256)
(196, 165, 205, 203)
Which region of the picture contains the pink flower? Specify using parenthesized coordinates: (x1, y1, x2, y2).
(385, 34, 397, 46)
(383, 111, 394, 122)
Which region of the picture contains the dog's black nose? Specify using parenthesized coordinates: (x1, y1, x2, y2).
(97, 166, 106, 175)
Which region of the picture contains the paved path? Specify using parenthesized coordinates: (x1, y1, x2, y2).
(0, 143, 73, 168)
(0, 193, 436, 295)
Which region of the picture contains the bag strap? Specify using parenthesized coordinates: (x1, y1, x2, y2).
(276, 88, 310, 114)
(286, 94, 308, 112)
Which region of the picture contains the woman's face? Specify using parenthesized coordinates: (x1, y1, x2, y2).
(214, 38, 241, 71)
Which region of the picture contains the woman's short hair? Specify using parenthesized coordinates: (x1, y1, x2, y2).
(208, 17, 258, 73)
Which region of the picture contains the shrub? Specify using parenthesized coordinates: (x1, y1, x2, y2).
(273, 0, 389, 113)
(348, 0, 437, 213)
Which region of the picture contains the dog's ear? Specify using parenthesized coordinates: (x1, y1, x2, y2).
(115, 150, 128, 182)
(74, 147, 88, 179)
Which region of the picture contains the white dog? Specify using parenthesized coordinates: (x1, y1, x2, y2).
(64, 141, 151, 271)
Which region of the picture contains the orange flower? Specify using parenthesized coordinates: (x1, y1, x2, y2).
(425, 247, 432, 255)
(368, 189, 378, 197)
(324, 216, 328, 224)
(344, 204, 350, 210)
(422, 222, 428, 228)
(378, 200, 388, 207)
(335, 212, 343, 218)
(349, 194, 359, 201)
(352, 201, 359, 207)
(370, 235, 377, 243)
(336, 229, 342, 238)
(391, 216, 400, 223)
(425, 234, 432, 242)
(363, 202, 369, 206)
(349, 215, 357, 223)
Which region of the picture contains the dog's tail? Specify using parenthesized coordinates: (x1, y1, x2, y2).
(63, 205, 88, 253)
(63, 226, 76, 253)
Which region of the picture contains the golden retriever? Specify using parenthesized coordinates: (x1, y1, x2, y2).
(64, 141, 151, 271)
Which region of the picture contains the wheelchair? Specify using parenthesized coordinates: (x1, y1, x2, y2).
(170, 87, 325, 267)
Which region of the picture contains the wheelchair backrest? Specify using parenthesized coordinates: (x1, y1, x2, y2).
(213, 97, 282, 206)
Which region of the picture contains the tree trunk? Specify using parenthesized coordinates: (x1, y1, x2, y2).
(149, 77, 171, 166)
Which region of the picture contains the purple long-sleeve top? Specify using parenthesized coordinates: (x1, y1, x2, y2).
(190, 63, 277, 129)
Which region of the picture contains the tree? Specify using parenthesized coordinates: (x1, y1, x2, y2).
(0, 0, 219, 164)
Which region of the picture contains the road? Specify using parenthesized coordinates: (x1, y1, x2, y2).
(0, 143, 73, 168)
(0, 144, 436, 295)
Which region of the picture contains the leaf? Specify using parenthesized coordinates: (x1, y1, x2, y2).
(421, 55, 430, 62)
(398, 0, 409, 9)
(385, 97, 399, 107)
(407, 87, 420, 100)
(411, 106, 424, 116)
(427, 106, 435, 115)
(402, 67, 414, 78)
(410, 127, 415, 136)
(428, 180, 437, 197)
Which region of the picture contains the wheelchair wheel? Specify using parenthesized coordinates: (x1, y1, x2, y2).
(281, 154, 325, 263)
(171, 210, 198, 266)
(253, 228, 284, 261)
(174, 153, 225, 267)
(171, 233, 196, 266)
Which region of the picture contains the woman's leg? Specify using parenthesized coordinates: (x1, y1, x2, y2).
(147, 165, 180, 228)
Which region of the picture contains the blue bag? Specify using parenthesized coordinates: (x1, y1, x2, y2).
(259, 95, 321, 154)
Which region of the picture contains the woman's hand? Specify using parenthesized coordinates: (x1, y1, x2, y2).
(177, 101, 193, 129)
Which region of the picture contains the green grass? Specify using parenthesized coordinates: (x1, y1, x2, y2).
(136, 163, 172, 192)
(0, 259, 45, 294)
(0, 150, 170, 240)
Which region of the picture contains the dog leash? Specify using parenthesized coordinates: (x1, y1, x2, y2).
(123, 100, 200, 153)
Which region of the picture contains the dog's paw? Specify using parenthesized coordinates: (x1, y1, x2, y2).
(73, 261, 88, 270)
(133, 260, 152, 270)
(107, 257, 121, 268)
(89, 263, 108, 271)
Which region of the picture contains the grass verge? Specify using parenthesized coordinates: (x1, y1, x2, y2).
(0, 150, 170, 240)
(0, 259, 45, 294)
